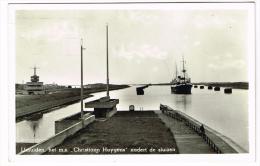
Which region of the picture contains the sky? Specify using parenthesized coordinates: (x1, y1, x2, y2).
(16, 8, 250, 85)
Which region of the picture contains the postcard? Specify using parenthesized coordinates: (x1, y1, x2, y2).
(0, 1, 258, 166)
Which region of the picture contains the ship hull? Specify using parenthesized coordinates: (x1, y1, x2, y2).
(171, 84, 192, 94)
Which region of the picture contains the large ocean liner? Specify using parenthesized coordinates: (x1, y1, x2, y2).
(171, 57, 192, 94)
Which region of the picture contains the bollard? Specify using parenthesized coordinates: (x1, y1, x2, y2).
(129, 105, 135, 111)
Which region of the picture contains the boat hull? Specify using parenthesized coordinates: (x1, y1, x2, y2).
(171, 84, 192, 94)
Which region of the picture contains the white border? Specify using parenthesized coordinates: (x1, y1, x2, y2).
(0, 1, 258, 166)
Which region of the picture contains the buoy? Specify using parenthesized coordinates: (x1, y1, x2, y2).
(208, 86, 213, 90)
(200, 86, 204, 89)
(224, 88, 232, 94)
(214, 87, 220, 91)
(129, 105, 135, 111)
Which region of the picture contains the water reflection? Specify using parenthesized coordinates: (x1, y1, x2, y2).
(28, 120, 40, 143)
(173, 95, 191, 112)
(17, 118, 43, 143)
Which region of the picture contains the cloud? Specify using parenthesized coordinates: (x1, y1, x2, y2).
(208, 63, 218, 70)
(208, 59, 246, 71)
(152, 66, 159, 72)
(127, 11, 159, 23)
(193, 41, 201, 47)
(19, 20, 80, 42)
(18, 19, 82, 57)
(224, 52, 233, 58)
(112, 43, 168, 60)
(193, 13, 226, 29)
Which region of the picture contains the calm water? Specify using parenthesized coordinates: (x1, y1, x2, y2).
(16, 86, 248, 151)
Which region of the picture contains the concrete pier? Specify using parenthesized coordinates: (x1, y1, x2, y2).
(136, 87, 144, 95)
(136, 85, 150, 95)
(85, 97, 119, 118)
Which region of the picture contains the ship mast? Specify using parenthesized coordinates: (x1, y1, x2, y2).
(182, 57, 186, 83)
(175, 62, 178, 78)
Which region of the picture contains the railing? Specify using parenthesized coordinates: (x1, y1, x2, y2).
(160, 104, 222, 154)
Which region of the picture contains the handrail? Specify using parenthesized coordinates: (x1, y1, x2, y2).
(160, 104, 222, 154)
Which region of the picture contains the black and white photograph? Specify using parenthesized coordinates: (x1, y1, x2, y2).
(0, 0, 259, 166)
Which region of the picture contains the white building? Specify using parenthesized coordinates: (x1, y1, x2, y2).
(23, 66, 45, 95)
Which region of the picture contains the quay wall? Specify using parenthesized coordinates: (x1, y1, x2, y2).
(55, 113, 91, 134)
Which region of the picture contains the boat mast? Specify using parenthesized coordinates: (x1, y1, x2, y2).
(182, 56, 186, 82)
(175, 62, 178, 78)
(106, 24, 109, 98)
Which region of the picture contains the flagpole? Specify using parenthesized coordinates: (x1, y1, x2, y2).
(106, 24, 109, 98)
(80, 38, 84, 119)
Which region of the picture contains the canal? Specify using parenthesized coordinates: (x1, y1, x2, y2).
(16, 86, 248, 152)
